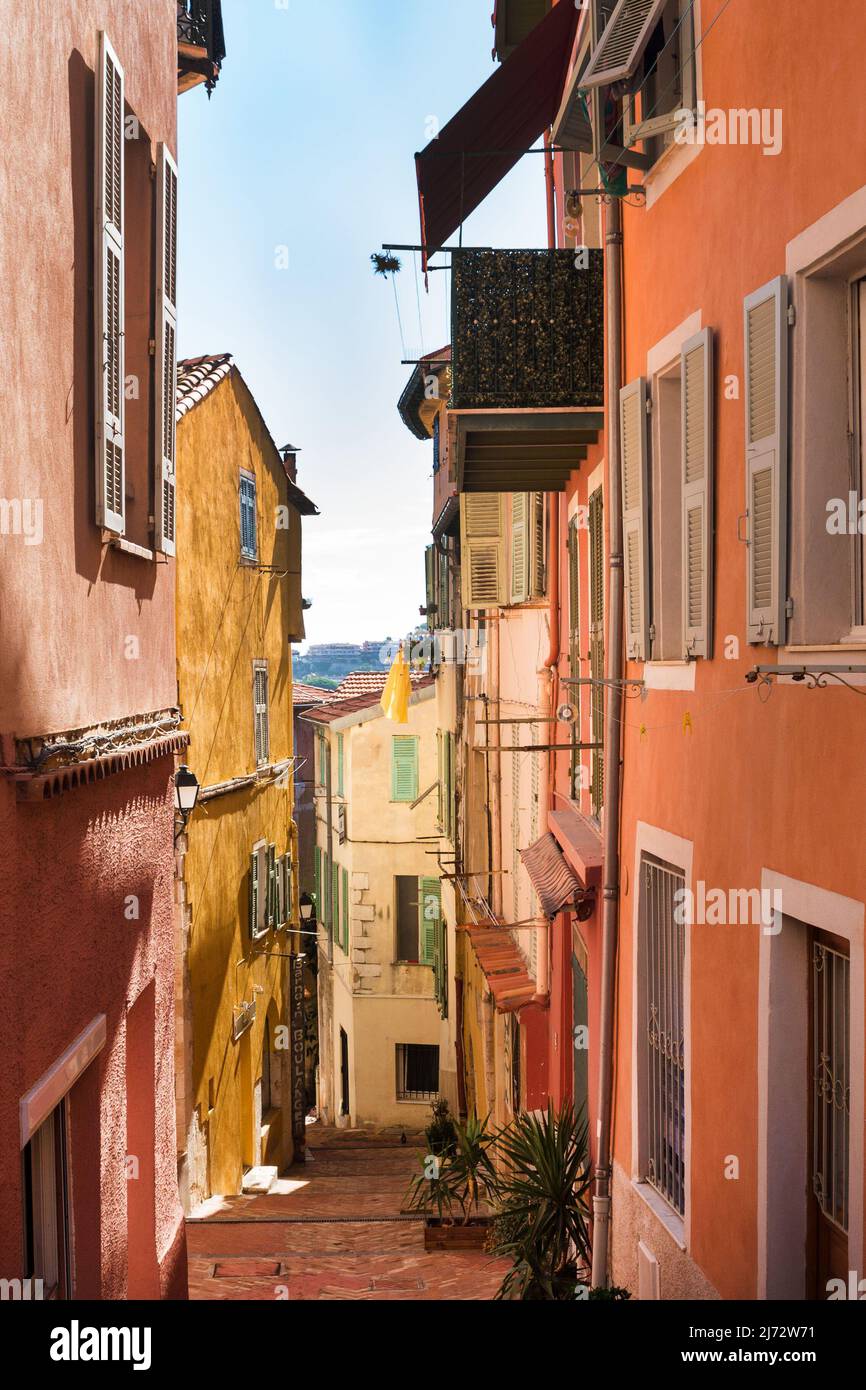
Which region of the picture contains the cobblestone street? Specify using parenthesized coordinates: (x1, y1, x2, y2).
(187, 1125, 508, 1301)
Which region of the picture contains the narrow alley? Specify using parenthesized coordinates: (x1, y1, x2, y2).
(187, 1126, 508, 1301)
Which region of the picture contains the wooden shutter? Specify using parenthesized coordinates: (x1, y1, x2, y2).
(460, 493, 506, 609)
(332, 862, 339, 944)
(552, 57, 594, 154)
(510, 493, 530, 603)
(267, 845, 276, 929)
(94, 32, 125, 535)
(436, 730, 444, 828)
(744, 277, 788, 644)
(314, 845, 321, 912)
(681, 329, 714, 658)
(448, 733, 456, 841)
(530, 493, 546, 597)
(620, 378, 650, 659)
(580, 0, 668, 90)
(342, 867, 349, 951)
(424, 545, 436, 630)
(336, 732, 344, 796)
(155, 145, 178, 556)
(391, 736, 419, 802)
(418, 877, 441, 966)
(249, 850, 260, 939)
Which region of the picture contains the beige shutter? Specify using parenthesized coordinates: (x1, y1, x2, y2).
(460, 493, 505, 609)
(580, 0, 668, 90)
(510, 493, 529, 603)
(530, 493, 546, 597)
(620, 378, 650, 659)
(94, 32, 125, 535)
(681, 328, 714, 658)
(552, 51, 594, 154)
(155, 144, 178, 556)
(744, 277, 788, 644)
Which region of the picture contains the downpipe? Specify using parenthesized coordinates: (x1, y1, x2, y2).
(591, 194, 624, 1291)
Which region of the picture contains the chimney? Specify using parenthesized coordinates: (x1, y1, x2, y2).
(280, 443, 301, 482)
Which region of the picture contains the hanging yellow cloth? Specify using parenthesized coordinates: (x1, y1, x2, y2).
(380, 643, 411, 724)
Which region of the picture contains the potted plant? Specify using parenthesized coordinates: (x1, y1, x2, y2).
(425, 1097, 457, 1158)
(487, 1101, 593, 1299)
(404, 1111, 499, 1250)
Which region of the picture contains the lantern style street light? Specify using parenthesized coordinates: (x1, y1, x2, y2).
(173, 765, 200, 842)
(299, 892, 315, 925)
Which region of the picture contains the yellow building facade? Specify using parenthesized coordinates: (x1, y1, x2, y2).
(173, 356, 316, 1205)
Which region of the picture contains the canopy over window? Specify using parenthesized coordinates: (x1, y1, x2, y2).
(415, 0, 579, 267)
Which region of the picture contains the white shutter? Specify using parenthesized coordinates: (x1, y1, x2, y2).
(510, 493, 529, 603)
(681, 329, 714, 658)
(620, 378, 650, 659)
(530, 492, 546, 597)
(155, 144, 178, 556)
(580, 0, 668, 90)
(94, 33, 125, 535)
(744, 277, 788, 644)
(552, 56, 594, 154)
(460, 493, 506, 609)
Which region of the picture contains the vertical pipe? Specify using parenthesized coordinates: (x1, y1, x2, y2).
(591, 191, 624, 1291)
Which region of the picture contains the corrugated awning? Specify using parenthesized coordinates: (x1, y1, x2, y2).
(415, 0, 578, 266)
(467, 927, 538, 1013)
(520, 831, 585, 918)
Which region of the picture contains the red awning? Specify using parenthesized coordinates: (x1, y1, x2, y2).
(415, 0, 578, 266)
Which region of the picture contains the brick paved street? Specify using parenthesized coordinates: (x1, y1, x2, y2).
(187, 1124, 509, 1300)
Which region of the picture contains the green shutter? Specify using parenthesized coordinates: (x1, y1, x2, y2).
(418, 876, 441, 966)
(424, 545, 436, 631)
(342, 867, 349, 951)
(391, 736, 419, 802)
(336, 732, 344, 797)
(332, 861, 339, 944)
(314, 845, 321, 917)
(267, 844, 276, 928)
(249, 850, 259, 939)
(447, 733, 456, 842)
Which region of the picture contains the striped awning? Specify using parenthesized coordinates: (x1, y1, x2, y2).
(520, 831, 585, 919)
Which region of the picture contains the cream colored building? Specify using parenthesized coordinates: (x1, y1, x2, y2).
(302, 677, 458, 1127)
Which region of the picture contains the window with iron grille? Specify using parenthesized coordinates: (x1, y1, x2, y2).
(396, 1044, 439, 1101)
(812, 938, 850, 1234)
(639, 852, 686, 1215)
(432, 413, 440, 473)
(568, 515, 583, 800)
(240, 472, 257, 560)
(253, 661, 269, 765)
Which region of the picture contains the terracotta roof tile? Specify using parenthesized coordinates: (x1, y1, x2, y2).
(334, 670, 429, 700)
(176, 354, 234, 419)
(292, 683, 331, 706)
(301, 675, 435, 726)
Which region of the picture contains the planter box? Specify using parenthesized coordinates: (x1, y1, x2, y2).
(423, 1218, 492, 1252)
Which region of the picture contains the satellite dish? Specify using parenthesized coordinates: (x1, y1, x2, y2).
(556, 703, 576, 724)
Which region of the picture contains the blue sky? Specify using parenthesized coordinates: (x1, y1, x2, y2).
(178, 0, 547, 646)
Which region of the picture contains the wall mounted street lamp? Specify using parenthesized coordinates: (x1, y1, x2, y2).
(174, 765, 200, 843)
(299, 891, 316, 926)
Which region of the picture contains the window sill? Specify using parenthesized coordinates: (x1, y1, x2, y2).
(109, 536, 155, 562)
(240, 555, 259, 568)
(632, 1179, 686, 1251)
(643, 661, 696, 692)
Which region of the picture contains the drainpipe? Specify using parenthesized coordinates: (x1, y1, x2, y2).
(591, 193, 624, 1291)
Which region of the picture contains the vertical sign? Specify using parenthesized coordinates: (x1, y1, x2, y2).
(290, 955, 306, 1157)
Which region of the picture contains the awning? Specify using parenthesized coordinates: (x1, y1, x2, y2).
(467, 927, 538, 1012)
(520, 831, 586, 918)
(415, 0, 578, 266)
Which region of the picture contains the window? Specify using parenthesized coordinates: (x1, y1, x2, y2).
(331, 860, 339, 945)
(240, 472, 257, 560)
(510, 493, 546, 604)
(248, 842, 271, 939)
(437, 731, 456, 840)
(432, 414, 441, 473)
(253, 661, 269, 765)
(622, 0, 697, 164)
(341, 867, 349, 952)
(316, 729, 326, 787)
(391, 735, 419, 802)
(395, 875, 439, 964)
(637, 853, 686, 1216)
(93, 34, 178, 553)
(396, 1044, 440, 1101)
(23, 1102, 70, 1299)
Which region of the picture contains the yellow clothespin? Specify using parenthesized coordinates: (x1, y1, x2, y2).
(639, 722, 648, 742)
(682, 710, 693, 735)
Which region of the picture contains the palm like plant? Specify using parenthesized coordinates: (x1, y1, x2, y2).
(405, 1112, 498, 1225)
(489, 1101, 592, 1300)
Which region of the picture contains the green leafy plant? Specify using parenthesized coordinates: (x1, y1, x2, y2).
(488, 1101, 592, 1300)
(588, 1284, 631, 1300)
(425, 1098, 457, 1158)
(404, 1112, 498, 1226)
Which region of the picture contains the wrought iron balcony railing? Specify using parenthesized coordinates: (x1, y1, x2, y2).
(450, 248, 604, 412)
(177, 0, 226, 96)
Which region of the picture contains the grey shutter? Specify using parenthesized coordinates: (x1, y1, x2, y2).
(249, 850, 259, 939)
(552, 51, 594, 154)
(155, 145, 178, 556)
(580, 0, 668, 90)
(744, 276, 788, 644)
(510, 493, 529, 603)
(620, 377, 650, 659)
(94, 32, 125, 534)
(681, 328, 714, 658)
(267, 844, 276, 929)
(460, 493, 506, 609)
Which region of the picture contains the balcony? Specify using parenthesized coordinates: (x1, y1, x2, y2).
(449, 249, 605, 492)
(177, 1, 226, 96)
